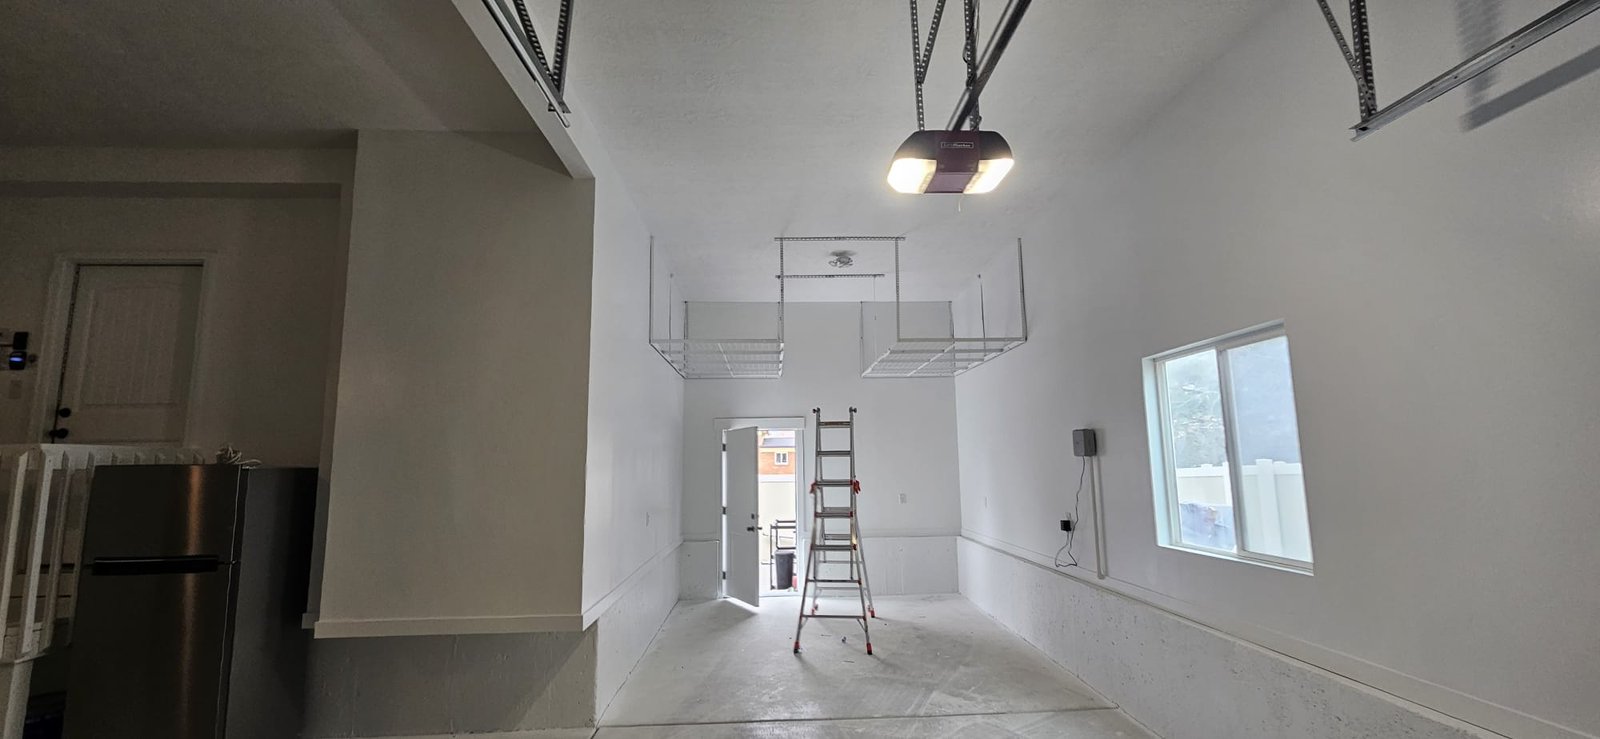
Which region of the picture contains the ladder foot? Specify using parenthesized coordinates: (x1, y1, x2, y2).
(866, 642, 873, 655)
(793, 641, 801, 654)
(869, 607, 876, 618)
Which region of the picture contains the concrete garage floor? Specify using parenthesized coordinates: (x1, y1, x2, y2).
(593, 594, 1154, 738)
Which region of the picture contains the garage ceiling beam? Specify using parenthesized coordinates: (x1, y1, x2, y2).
(1317, 0, 1600, 140)
(486, 0, 575, 125)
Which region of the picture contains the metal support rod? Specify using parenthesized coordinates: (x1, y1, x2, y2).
(946, 0, 1032, 130)
(1351, 0, 1600, 139)
(773, 236, 906, 242)
(647, 237, 654, 342)
(778, 238, 785, 343)
(894, 238, 903, 342)
(1312, 0, 1364, 90)
(1349, 0, 1377, 119)
(978, 275, 987, 340)
(775, 273, 886, 280)
(1016, 238, 1028, 342)
(553, 0, 574, 93)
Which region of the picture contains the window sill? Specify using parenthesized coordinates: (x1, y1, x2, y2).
(1157, 541, 1314, 576)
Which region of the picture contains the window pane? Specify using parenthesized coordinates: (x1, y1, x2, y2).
(1162, 349, 1235, 552)
(1225, 336, 1312, 562)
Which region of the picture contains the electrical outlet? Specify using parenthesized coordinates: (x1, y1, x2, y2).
(1060, 519, 1074, 532)
(898, 493, 907, 503)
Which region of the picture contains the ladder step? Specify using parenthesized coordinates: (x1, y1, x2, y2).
(816, 450, 853, 457)
(811, 544, 855, 552)
(817, 421, 853, 428)
(802, 614, 865, 620)
(815, 479, 855, 487)
(811, 578, 862, 584)
(821, 533, 852, 540)
(815, 508, 854, 518)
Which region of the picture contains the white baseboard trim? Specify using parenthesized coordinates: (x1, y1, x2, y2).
(344, 731, 591, 739)
(960, 532, 1593, 739)
(311, 612, 584, 638)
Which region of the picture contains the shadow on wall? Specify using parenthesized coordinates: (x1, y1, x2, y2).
(1455, 0, 1504, 109)
(1453, 0, 1600, 130)
(303, 629, 597, 736)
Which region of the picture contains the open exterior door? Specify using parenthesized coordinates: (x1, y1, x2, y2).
(723, 426, 760, 607)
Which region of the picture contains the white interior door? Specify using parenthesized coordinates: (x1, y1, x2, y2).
(723, 425, 760, 607)
(52, 265, 203, 444)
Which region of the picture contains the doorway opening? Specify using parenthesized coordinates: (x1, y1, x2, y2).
(718, 416, 805, 607)
(31, 259, 208, 445)
(758, 428, 801, 596)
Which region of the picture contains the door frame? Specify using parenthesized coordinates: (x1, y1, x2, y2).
(29, 253, 217, 445)
(712, 415, 808, 599)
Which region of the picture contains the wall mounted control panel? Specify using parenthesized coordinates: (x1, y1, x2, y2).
(1072, 428, 1097, 457)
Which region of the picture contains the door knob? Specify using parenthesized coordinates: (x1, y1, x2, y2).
(46, 428, 69, 440)
(56, 407, 72, 418)
(746, 526, 757, 532)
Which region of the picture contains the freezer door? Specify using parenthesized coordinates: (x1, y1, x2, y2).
(65, 562, 235, 739)
(82, 465, 243, 561)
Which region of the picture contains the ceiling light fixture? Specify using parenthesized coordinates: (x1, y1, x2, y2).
(828, 251, 856, 268)
(887, 0, 1020, 195)
(887, 130, 1013, 194)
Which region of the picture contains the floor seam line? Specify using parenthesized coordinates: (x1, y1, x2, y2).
(597, 706, 1123, 729)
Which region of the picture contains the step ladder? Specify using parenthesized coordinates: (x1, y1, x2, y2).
(793, 407, 876, 655)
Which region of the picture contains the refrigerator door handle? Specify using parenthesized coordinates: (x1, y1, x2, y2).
(88, 555, 222, 576)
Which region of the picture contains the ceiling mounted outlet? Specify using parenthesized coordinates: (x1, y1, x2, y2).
(828, 251, 855, 268)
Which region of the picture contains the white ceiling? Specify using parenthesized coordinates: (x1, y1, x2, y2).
(0, 0, 536, 148)
(563, 0, 1279, 301)
(2, 0, 1279, 302)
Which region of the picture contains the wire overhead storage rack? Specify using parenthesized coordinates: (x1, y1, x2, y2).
(648, 239, 786, 379)
(860, 238, 1028, 378)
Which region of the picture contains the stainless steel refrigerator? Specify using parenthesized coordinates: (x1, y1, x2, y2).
(65, 464, 316, 739)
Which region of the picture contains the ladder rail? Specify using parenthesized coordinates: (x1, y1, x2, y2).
(793, 407, 875, 656)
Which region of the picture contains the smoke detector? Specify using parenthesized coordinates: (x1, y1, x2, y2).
(828, 251, 855, 269)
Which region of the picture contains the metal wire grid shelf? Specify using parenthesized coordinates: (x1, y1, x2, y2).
(859, 238, 1028, 378)
(648, 238, 787, 379)
(861, 337, 1025, 378)
(650, 339, 785, 379)
(647, 236, 1027, 379)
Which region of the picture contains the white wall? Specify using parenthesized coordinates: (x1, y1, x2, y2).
(307, 128, 685, 733)
(318, 130, 596, 636)
(681, 301, 962, 597)
(580, 148, 685, 622)
(0, 181, 343, 465)
(954, 3, 1600, 738)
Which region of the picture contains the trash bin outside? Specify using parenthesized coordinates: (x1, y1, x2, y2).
(774, 551, 795, 590)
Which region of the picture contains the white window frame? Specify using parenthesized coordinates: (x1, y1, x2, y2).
(774, 451, 789, 466)
(1144, 322, 1313, 573)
